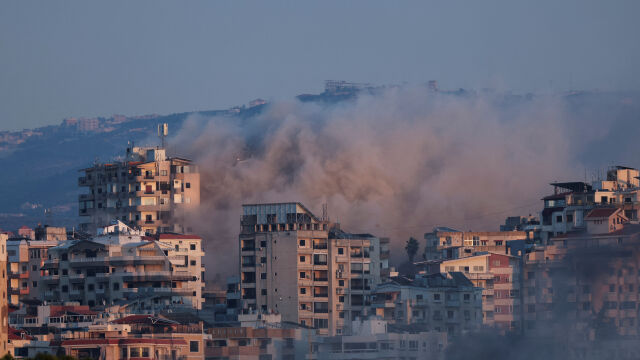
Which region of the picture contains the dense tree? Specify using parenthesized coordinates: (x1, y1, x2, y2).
(405, 237, 419, 262)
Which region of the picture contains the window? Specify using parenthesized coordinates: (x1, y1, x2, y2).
(261, 289, 267, 295)
(260, 241, 266, 247)
(556, 215, 563, 223)
(299, 272, 306, 279)
(433, 293, 441, 301)
(260, 257, 266, 264)
(338, 247, 344, 255)
(190, 260, 196, 266)
(190, 244, 196, 250)
(113, 283, 120, 291)
(300, 256, 305, 263)
(32, 265, 37, 271)
(261, 273, 267, 279)
(190, 341, 199, 352)
(313, 318, 328, 329)
(186, 182, 191, 189)
(338, 280, 344, 287)
(32, 281, 37, 288)
(299, 239, 305, 247)
(300, 288, 306, 295)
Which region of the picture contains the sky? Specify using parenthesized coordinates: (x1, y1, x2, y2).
(1, 0, 639, 131)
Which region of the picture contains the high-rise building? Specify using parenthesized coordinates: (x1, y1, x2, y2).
(78, 144, 200, 235)
(238, 202, 387, 335)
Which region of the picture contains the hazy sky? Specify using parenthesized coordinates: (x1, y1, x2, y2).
(1, 0, 639, 131)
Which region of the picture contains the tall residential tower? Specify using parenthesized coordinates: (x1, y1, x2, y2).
(78, 144, 200, 235)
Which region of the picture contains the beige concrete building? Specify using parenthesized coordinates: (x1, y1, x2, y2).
(424, 227, 527, 260)
(239, 202, 387, 336)
(6, 238, 60, 307)
(440, 252, 522, 331)
(78, 144, 200, 234)
(0, 233, 8, 356)
(371, 273, 482, 338)
(41, 222, 204, 310)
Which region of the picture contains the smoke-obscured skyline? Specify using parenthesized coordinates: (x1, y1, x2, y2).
(170, 86, 586, 275)
(1, 0, 640, 131)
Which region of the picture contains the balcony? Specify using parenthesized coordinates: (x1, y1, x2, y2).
(69, 274, 86, 282)
(79, 194, 94, 201)
(78, 177, 93, 186)
(42, 275, 60, 283)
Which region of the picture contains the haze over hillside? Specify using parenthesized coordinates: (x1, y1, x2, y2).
(0, 83, 639, 239)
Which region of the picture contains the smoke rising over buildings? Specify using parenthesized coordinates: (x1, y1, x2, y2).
(170, 86, 582, 276)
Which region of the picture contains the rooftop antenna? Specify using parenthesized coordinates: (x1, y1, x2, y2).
(321, 202, 328, 222)
(157, 123, 168, 148)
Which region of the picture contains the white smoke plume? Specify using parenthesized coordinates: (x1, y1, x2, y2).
(170, 86, 577, 280)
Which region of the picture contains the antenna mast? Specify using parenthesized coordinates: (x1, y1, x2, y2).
(158, 123, 168, 148)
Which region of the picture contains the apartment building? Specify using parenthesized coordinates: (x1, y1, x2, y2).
(41, 222, 204, 310)
(440, 252, 522, 331)
(7, 238, 60, 306)
(238, 202, 386, 336)
(0, 233, 8, 356)
(312, 318, 447, 360)
(78, 144, 200, 234)
(539, 166, 640, 244)
(524, 208, 640, 338)
(371, 272, 482, 338)
(424, 227, 527, 261)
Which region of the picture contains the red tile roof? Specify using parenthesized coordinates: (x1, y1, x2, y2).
(585, 208, 619, 219)
(49, 305, 98, 317)
(8, 327, 34, 340)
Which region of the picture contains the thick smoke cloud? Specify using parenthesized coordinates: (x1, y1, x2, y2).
(170, 86, 577, 279)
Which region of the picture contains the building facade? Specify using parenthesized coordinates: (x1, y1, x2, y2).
(7, 238, 60, 306)
(78, 145, 200, 234)
(440, 252, 523, 331)
(0, 234, 8, 356)
(239, 202, 386, 336)
(41, 223, 204, 310)
(372, 273, 482, 338)
(424, 228, 527, 261)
